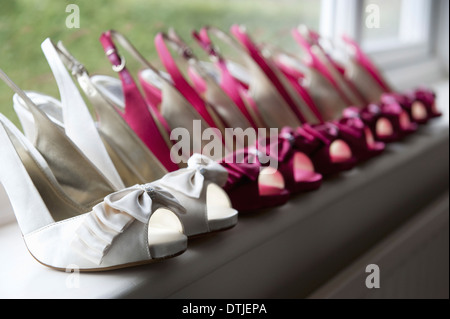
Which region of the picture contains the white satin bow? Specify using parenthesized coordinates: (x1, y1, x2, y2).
(158, 154, 228, 198)
(72, 183, 185, 265)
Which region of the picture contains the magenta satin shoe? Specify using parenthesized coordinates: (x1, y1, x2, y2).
(99, 30, 293, 213)
(381, 89, 441, 126)
(225, 25, 382, 166)
(340, 34, 440, 125)
(289, 26, 417, 144)
(99, 30, 180, 172)
(256, 132, 323, 194)
(192, 26, 362, 175)
(220, 150, 291, 213)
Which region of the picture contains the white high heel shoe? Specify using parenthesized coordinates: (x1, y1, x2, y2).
(13, 38, 238, 238)
(0, 70, 188, 271)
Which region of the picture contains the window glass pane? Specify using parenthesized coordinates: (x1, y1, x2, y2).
(0, 0, 321, 127)
(361, 0, 403, 44)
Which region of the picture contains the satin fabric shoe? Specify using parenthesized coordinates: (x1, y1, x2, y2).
(90, 30, 293, 212)
(191, 26, 367, 171)
(13, 38, 239, 238)
(0, 70, 187, 271)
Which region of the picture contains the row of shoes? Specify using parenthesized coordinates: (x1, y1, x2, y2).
(0, 24, 441, 272)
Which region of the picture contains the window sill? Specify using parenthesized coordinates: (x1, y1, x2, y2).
(0, 81, 448, 299)
(365, 42, 431, 70)
(382, 58, 448, 92)
(309, 191, 449, 299)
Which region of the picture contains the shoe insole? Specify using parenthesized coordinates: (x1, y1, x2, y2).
(258, 167, 285, 196)
(412, 101, 428, 121)
(293, 152, 321, 182)
(329, 139, 352, 163)
(376, 117, 394, 138)
(148, 208, 187, 258)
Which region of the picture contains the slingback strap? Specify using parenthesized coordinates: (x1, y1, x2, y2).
(292, 27, 341, 91)
(162, 29, 259, 136)
(193, 27, 230, 61)
(230, 25, 312, 124)
(167, 28, 197, 60)
(1, 70, 117, 203)
(155, 33, 221, 130)
(270, 52, 325, 123)
(99, 30, 179, 172)
(193, 27, 267, 129)
(41, 38, 125, 191)
(99, 30, 173, 133)
(154, 32, 236, 149)
(96, 31, 182, 136)
(257, 43, 325, 127)
(288, 75, 324, 123)
(291, 27, 357, 107)
(0, 69, 55, 135)
(342, 35, 392, 93)
(55, 41, 170, 184)
(0, 112, 55, 235)
(299, 26, 369, 106)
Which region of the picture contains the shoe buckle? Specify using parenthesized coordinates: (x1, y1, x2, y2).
(105, 48, 126, 73)
(69, 60, 86, 76)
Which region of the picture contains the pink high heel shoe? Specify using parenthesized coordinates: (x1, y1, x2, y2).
(285, 26, 418, 143)
(153, 32, 254, 137)
(220, 149, 291, 213)
(97, 30, 291, 213)
(257, 130, 323, 192)
(192, 26, 382, 169)
(295, 27, 440, 127)
(99, 31, 179, 172)
(380, 88, 440, 126)
(147, 30, 323, 194)
(341, 34, 440, 124)
(230, 25, 389, 160)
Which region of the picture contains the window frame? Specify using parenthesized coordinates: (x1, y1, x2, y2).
(318, 0, 443, 87)
(362, 0, 434, 68)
